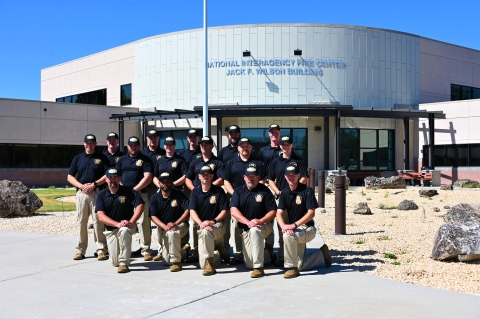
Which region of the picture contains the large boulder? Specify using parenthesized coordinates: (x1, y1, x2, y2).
(0, 180, 43, 217)
(443, 203, 480, 224)
(325, 175, 350, 193)
(453, 179, 479, 188)
(353, 202, 372, 215)
(397, 199, 418, 210)
(431, 222, 480, 262)
(364, 176, 406, 190)
(440, 184, 453, 190)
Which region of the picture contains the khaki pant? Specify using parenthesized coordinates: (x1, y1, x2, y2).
(75, 190, 107, 255)
(158, 222, 189, 265)
(197, 222, 226, 269)
(137, 192, 152, 256)
(104, 225, 136, 267)
(241, 222, 274, 269)
(283, 225, 326, 270)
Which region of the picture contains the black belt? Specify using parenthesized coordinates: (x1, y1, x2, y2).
(105, 225, 116, 231)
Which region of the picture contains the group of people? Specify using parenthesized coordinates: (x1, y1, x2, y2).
(67, 124, 332, 279)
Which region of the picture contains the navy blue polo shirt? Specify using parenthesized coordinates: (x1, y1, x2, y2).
(186, 155, 224, 188)
(68, 151, 109, 184)
(115, 153, 153, 189)
(189, 185, 228, 221)
(268, 152, 307, 191)
(96, 186, 144, 230)
(141, 147, 166, 165)
(154, 154, 188, 181)
(278, 183, 318, 227)
(257, 145, 281, 174)
(178, 147, 201, 165)
(149, 189, 189, 224)
(103, 149, 125, 168)
(230, 183, 277, 231)
(223, 156, 266, 190)
(218, 144, 238, 164)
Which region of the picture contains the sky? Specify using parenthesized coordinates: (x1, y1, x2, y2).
(0, 0, 479, 101)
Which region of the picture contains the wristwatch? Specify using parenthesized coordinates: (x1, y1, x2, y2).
(93, 181, 98, 187)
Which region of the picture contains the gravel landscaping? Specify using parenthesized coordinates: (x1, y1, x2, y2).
(1, 187, 479, 296)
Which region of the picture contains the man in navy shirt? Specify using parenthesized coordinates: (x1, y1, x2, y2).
(67, 134, 109, 261)
(223, 137, 271, 265)
(115, 136, 153, 261)
(217, 125, 241, 164)
(257, 123, 282, 174)
(230, 166, 277, 278)
(268, 135, 308, 266)
(96, 168, 145, 273)
(178, 129, 201, 165)
(149, 172, 190, 272)
(103, 132, 124, 168)
(184, 136, 224, 263)
(189, 166, 230, 275)
(277, 164, 332, 278)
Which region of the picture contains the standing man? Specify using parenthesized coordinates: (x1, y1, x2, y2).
(230, 166, 277, 278)
(103, 132, 124, 168)
(178, 129, 201, 165)
(268, 135, 308, 266)
(189, 166, 230, 275)
(184, 136, 224, 263)
(257, 124, 282, 174)
(141, 129, 166, 162)
(218, 125, 241, 164)
(115, 136, 153, 261)
(277, 164, 332, 278)
(223, 137, 270, 264)
(96, 168, 145, 273)
(67, 134, 109, 261)
(149, 172, 190, 272)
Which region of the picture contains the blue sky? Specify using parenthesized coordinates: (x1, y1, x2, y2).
(0, 0, 478, 101)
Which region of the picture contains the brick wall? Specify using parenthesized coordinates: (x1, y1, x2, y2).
(436, 168, 480, 185)
(0, 169, 69, 188)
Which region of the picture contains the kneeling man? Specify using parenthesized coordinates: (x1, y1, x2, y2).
(230, 165, 277, 278)
(277, 164, 332, 279)
(189, 166, 230, 276)
(149, 172, 190, 272)
(96, 168, 144, 273)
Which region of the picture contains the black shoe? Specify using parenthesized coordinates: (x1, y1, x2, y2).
(265, 244, 277, 265)
(215, 245, 231, 264)
(186, 255, 199, 263)
(132, 248, 143, 257)
(320, 244, 332, 268)
(229, 258, 244, 265)
(274, 259, 284, 267)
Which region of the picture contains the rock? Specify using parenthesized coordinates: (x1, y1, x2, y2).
(0, 180, 43, 217)
(364, 176, 406, 190)
(440, 184, 453, 190)
(443, 203, 480, 224)
(433, 207, 440, 212)
(443, 206, 451, 209)
(397, 199, 418, 210)
(353, 202, 372, 215)
(453, 179, 479, 189)
(325, 175, 350, 193)
(419, 189, 438, 197)
(431, 222, 480, 262)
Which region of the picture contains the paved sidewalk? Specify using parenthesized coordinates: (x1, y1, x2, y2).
(0, 231, 479, 318)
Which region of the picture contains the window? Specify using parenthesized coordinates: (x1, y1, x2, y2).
(15, 145, 39, 168)
(340, 129, 394, 171)
(56, 89, 107, 105)
(0, 144, 14, 168)
(423, 143, 480, 167)
(121, 84, 132, 106)
(451, 84, 480, 101)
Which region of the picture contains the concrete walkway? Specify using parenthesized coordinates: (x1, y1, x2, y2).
(0, 231, 479, 318)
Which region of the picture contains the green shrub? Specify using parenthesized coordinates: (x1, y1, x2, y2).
(355, 239, 365, 244)
(392, 261, 401, 265)
(384, 253, 397, 259)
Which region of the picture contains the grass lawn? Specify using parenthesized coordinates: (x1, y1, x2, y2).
(33, 189, 76, 212)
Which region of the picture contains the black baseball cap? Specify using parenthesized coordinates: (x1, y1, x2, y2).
(284, 164, 299, 175)
(244, 165, 260, 176)
(84, 134, 96, 143)
(228, 125, 241, 133)
(106, 132, 118, 139)
(238, 137, 252, 145)
(127, 136, 140, 145)
(147, 129, 158, 137)
(268, 124, 280, 132)
(280, 135, 293, 144)
(158, 172, 172, 180)
(106, 168, 121, 178)
(199, 136, 214, 145)
(187, 129, 199, 137)
(199, 165, 214, 174)
(164, 137, 176, 145)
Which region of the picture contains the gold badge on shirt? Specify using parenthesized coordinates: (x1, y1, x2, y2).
(94, 159, 101, 164)
(209, 196, 216, 204)
(296, 195, 302, 205)
(136, 160, 143, 166)
(171, 199, 177, 207)
(115, 157, 120, 162)
(255, 194, 263, 202)
(157, 155, 163, 160)
(209, 163, 216, 170)
(172, 161, 177, 168)
(119, 196, 126, 204)
(196, 154, 201, 158)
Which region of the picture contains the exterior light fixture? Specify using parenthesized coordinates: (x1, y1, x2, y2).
(294, 49, 302, 56)
(243, 50, 251, 57)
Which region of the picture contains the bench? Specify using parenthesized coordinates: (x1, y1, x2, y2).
(346, 171, 381, 186)
(398, 172, 433, 186)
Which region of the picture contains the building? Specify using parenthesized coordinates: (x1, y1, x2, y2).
(1, 24, 479, 186)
